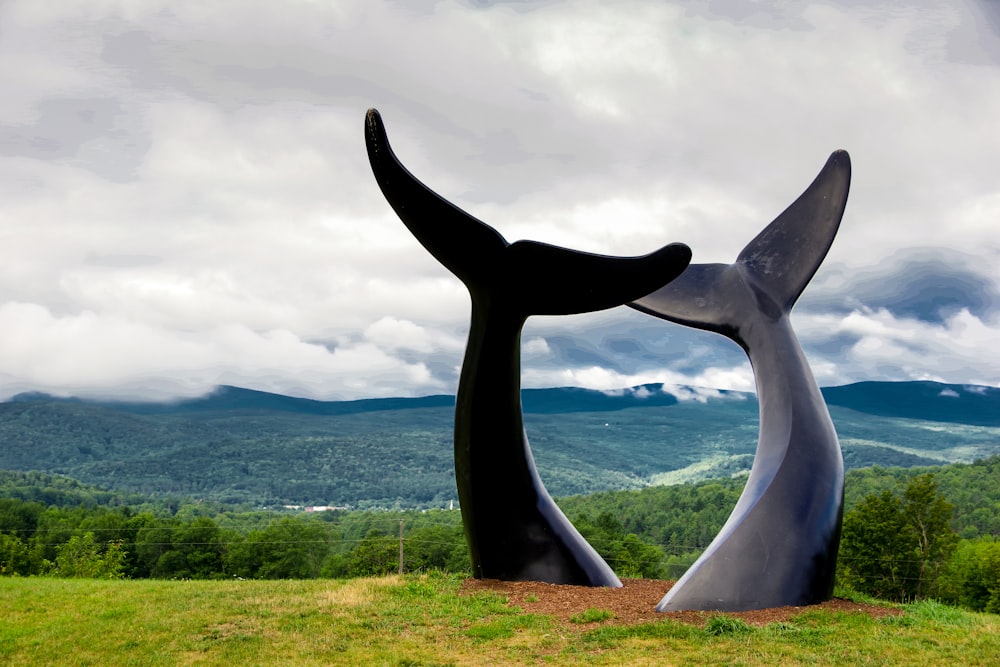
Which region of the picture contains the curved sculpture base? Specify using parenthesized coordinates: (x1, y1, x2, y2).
(366, 108, 691, 586)
(633, 151, 851, 611)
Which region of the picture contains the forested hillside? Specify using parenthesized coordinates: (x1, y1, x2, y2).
(556, 456, 1000, 542)
(3, 457, 998, 599)
(1, 381, 997, 507)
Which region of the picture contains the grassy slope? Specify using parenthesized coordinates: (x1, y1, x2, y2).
(2, 574, 998, 666)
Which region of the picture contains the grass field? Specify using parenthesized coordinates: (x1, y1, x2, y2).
(2, 573, 998, 666)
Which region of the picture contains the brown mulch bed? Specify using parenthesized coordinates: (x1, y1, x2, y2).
(459, 578, 902, 628)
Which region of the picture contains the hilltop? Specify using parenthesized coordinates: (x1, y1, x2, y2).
(1, 380, 997, 507)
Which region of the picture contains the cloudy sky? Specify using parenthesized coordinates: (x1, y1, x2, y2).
(1, 0, 998, 402)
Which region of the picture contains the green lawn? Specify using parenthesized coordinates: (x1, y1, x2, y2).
(1, 574, 997, 666)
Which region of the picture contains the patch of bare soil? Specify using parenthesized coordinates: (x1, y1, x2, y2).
(459, 578, 902, 628)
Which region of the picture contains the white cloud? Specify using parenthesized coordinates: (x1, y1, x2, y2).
(0, 302, 446, 401)
(0, 0, 998, 401)
(795, 307, 1000, 388)
(522, 337, 551, 357)
(521, 363, 755, 394)
(363, 316, 465, 355)
(661, 384, 744, 403)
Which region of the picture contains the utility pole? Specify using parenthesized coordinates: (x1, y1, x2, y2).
(398, 520, 404, 575)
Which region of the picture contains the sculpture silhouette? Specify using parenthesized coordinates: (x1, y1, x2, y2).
(630, 151, 851, 611)
(366, 109, 691, 586)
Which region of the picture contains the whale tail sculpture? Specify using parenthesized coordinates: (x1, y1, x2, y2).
(366, 109, 691, 586)
(631, 151, 851, 611)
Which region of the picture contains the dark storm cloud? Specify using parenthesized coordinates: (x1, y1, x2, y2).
(804, 248, 1000, 324)
(523, 312, 750, 381)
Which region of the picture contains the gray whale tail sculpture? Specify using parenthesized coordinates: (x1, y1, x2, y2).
(631, 150, 851, 611)
(366, 109, 691, 586)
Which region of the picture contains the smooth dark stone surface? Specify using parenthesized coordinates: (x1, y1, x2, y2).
(366, 109, 690, 586)
(631, 151, 851, 611)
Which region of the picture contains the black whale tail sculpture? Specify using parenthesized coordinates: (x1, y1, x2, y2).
(366, 109, 691, 586)
(631, 151, 851, 611)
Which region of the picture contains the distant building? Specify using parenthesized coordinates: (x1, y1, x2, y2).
(304, 505, 349, 512)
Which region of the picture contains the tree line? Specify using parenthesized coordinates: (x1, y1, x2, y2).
(2, 457, 999, 612)
(0, 492, 667, 581)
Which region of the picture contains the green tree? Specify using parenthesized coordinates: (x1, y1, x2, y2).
(573, 512, 667, 579)
(937, 538, 1000, 612)
(346, 530, 398, 577)
(172, 517, 224, 579)
(903, 474, 960, 596)
(609, 533, 667, 579)
(0, 533, 34, 575)
(839, 474, 957, 601)
(839, 490, 915, 600)
(134, 516, 225, 579)
(133, 518, 177, 577)
(0, 498, 44, 535)
(32, 506, 90, 564)
(403, 524, 469, 573)
(120, 512, 159, 578)
(53, 532, 126, 579)
(225, 517, 334, 579)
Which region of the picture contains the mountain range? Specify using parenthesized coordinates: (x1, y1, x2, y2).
(1, 380, 998, 508)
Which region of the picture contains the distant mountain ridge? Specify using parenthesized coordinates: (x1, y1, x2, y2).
(11, 379, 999, 423)
(821, 381, 1000, 426)
(9, 383, 691, 416)
(2, 380, 998, 507)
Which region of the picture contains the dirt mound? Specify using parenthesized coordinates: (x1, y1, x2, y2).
(459, 578, 901, 628)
